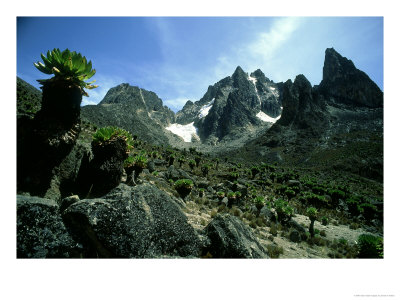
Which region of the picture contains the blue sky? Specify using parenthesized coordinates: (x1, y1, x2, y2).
(17, 17, 383, 111)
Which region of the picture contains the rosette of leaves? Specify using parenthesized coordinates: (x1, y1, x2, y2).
(198, 188, 205, 197)
(229, 172, 239, 181)
(92, 126, 134, 152)
(254, 196, 266, 211)
(285, 187, 296, 199)
(216, 191, 225, 200)
(306, 207, 318, 237)
(34, 48, 98, 96)
(274, 199, 294, 224)
(188, 159, 196, 170)
(174, 179, 194, 198)
(178, 156, 186, 167)
(201, 164, 211, 177)
(168, 153, 176, 166)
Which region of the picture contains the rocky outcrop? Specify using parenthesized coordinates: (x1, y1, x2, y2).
(17, 195, 82, 258)
(276, 74, 327, 130)
(203, 214, 269, 258)
(17, 78, 86, 200)
(318, 48, 383, 108)
(62, 184, 203, 258)
(17, 184, 205, 258)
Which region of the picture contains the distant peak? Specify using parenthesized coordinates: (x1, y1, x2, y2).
(233, 66, 245, 74)
(323, 47, 356, 82)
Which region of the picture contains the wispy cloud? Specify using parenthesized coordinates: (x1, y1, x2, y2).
(213, 17, 303, 81)
(81, 74, 124, 106)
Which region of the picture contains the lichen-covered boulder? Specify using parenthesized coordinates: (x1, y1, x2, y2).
(17, 195, 82, 258)
(203, 214, 268, 258)
(62, 183, 202, 258)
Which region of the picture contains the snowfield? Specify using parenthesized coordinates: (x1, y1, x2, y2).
(256, 111, 281, 123)
(198, 99, 215, 118)
(165, 122, 199, 142)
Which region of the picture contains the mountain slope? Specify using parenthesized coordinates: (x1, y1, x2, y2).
(173, 66, 282, 145)
(17, 77, 42, 118)
(227, 48, 383, 181)
(81, 83, 182, 146)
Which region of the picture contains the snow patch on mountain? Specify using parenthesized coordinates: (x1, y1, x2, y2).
(248, 75, 257, 85)
(198, 99, 215, 118)
(256, 111, 281, 123)
(165, 122, 199, 142)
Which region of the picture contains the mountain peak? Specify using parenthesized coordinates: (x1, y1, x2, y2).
(323, 48, 356, 82)
(233, 66, 245, 74)
(320, 47, 383, 108)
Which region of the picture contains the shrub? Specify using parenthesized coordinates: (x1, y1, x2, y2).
(188, 159, 196, 170)
(302, 192, 329, 208)
(92, 126, 134, 150)
(274, 199, 294, 224)
(327, 188, 346, 204)
(306, 207, 318, 237)
(285, 187, 296, 199)
(227, 191, 236, 200)
(201, 164, 211, 177)
(266, 244, 284, 258)
(34, 48, 98, 96)
(359, 203, 378, 221)
(229, 172, 239, 181)
(250, 166, 260, 178)
(178, 156, 185, 167)
(174, 179, 194, 198)
(216, 191, 225, 199)
(321, 216, 329, 226)
(357, 234, 383, 258)
(253, 196, 265, 210)
(195, 156, 201, 167)
(198, 188, 205, 197)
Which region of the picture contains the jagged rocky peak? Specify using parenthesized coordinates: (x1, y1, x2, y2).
(232, 66, 252, 89)
(250, 69, 271, 83)
(319, 47, 383, 108)
(277, 74, 327, 129)
(322, 48, 357, 82)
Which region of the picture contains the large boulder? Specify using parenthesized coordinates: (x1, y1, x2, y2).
(62, 183, 202, 258)
(17, 195, 82, 258)
(203, 214, 268, 258)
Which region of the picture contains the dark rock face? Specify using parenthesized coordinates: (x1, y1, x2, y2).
(62, 184, 202, 258)
(203, 214, 268, 258)
(277, 74, 327, 130)
(17, 79, 85, 200)
(17, 195, 82, 258)
(175, 67, 283, 144)
(17, 77, 42, 119)
(88, 137, 128, 197)
(319, 48, 383, 108)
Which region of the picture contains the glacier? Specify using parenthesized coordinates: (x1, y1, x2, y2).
(165, 122, 199, 142)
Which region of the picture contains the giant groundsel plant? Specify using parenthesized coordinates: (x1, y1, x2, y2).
(34, 48, 98, 96)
